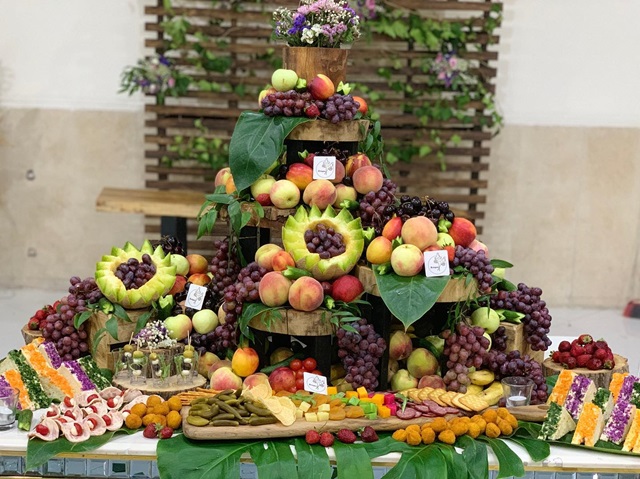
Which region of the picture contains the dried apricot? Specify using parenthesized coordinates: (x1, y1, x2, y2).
(166, 410, 182, 429)
(329, 408, 346, 421)
(329, 398, 343, 408)
(313, 394, 330, 406)
(344, 406, 364, 418)
(130, 403, 147, 418)
(125, 413, 142, 429)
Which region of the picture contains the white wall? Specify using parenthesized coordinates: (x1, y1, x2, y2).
(498, 0, 640, 127)
(0, 0, 145, 111)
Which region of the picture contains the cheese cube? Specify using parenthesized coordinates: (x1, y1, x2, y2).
(317, 411, 330, 422)
(304, 412, 318, 422)
(298, 401, 311, 413)
(318, 403, 331, 413)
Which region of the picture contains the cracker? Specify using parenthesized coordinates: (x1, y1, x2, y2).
(428, 389, 447, 407)
(451, 393, 472, 412)
(459, 394, 490, 412)
(417, 388, 434, 401)
(439, 391, 458, 407)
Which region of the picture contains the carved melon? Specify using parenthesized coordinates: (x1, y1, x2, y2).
(282, 205, 364, 281)
(94, 240, 176, 309)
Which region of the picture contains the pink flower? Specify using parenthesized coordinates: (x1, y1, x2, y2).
(448, 57, 458, 68)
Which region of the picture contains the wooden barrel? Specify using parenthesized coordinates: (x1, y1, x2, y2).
(282, 46, 349, 85)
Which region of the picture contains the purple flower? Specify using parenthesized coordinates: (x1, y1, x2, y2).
(158, 55, 171, 66)
(287, 13, 307, 35)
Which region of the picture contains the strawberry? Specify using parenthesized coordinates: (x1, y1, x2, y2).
(576, 354, 591, 368)
(558, 341, 571, 352)
(570, 344, 585, 358)
(578, 334, 593, 345)
(158, 427, 174, 440)
(551, 351, 561, 363)
(566, 357, 577, 369)
(559, 352, 571, 366)
(584, 343, 596, 355)
(586, 358, 603, 371)
(594, 339, 608, 350)
(305, 104, 320, 118)
(336, 429, 357, 444)
(305, 430, 321, 445)
(143, 423, 158, 439)
(594, 348, 608, 360)
(360, 426, 379, 443)
(319, 431, 334, 447)
(28, 318, 40, 330)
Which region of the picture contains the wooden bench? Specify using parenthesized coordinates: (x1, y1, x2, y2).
(96, 187, 206, 249)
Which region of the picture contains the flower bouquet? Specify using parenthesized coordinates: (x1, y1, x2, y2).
(119, 54, 190, 103)
(273, 0, 361, 48)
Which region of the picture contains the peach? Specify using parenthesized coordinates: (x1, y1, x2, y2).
(198, 351, 220, 377)
(352, 95, 368, 115)
(268, 367, 296, 393)
(390, 369, 417, 392)
(285, 163, 314, 190)
(255, 193, 272, 206)
(390, 244, 424, 277)
(271, 251, 295, 272)
(469, 239, 489, 256)
(352, 165, 384, 195)
(167, 275, 187, 296)
(255, 243, 283, 271)
(288, 276, 324, 312)
(164, 314, 192, 341)
(258, 271, 292, 307)
(382, 217, 403, 241)
(302, 179, 337, 210)
(330, 160, 346, 184)
(231, 347, 260, 377)
(401, 216, 438, 251)
(418, 374, 446, 390)
(243, 372, 271, 391)
(448, 217, 477, 247)
(366, 236, 393, 264)
(186, 254, 209, 275)
(345, 153, 372, 177)
(389, 330, 413, 361)
(209, 366, 243, 390)
(214, 167, 231, 188)
(269, 179, 300, 209)
(208, 359, 232, 377)
(225, 175, 236, 194)
(308, 74, 335, 100)
(333, 184, 357, 208)
(331, 275, 364, 303)
(188, 273, 211, 286)
(250, 174, 276, 200)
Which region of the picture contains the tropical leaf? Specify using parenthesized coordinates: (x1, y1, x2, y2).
(333, 441, 374, 479)
(229, 112, 310, 192)
(383, 445, 448, 479)
(249, 440, 298, 479)
(476, 437, 524, 479)
(156, 434, 253, 479)
(373, 270, 449, 329)
(433, 443, 467, 478)
(363, 433, 410, 458)
(458, 435, 488, 479)
(294, 438, 332, 479)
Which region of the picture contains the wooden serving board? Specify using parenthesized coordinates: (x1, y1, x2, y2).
(181, 406, 458, 441)
(542, 354, 629, 390)
(507, 404, 549, 423)
(113, 374, 207, 400)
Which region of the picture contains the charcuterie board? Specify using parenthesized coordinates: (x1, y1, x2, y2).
(180, 406, 459, 440)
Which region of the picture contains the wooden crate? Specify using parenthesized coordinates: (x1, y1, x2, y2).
(501, 322, 545, 365)
(86, 310, 151, 371)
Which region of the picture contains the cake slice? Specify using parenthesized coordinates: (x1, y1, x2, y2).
(564, 375, 596, 421)
(601, 401, 636, 445)
(36, 339, 64, 369)
(1, 371, 33, 410)
(5, 350, 50, 409)
(622, 409, 640, 452)
(61, 360, 100, 391)
(572, 402, 605, 447)
(21, 342, 77, 400)
(616, 374, 640, 405)
(538, 402, 576, 440)
(592, 388, 614, 421)
(77, 356, 112, 391)
(609, 372, 629, 402)
(548, 369, 577, 406)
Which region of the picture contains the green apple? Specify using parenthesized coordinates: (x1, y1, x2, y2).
(192, 308, 219, 334)
(271, 69, 298, 92)
(164, 314, 192, 340)
(470, 307, 500, 334)
(170, 254, 190, 276)
(493, 267, 506, 280)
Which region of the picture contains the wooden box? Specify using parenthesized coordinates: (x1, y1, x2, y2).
(501, 321, 545, 364)
(86, 309, 151, 371)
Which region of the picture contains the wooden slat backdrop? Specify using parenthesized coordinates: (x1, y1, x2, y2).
(142, 0, 501, 254)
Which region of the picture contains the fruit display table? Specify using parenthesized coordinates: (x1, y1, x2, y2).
(3, 425, 640, 478)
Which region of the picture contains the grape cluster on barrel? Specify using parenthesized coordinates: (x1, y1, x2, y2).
(357, 178, 397, 235)
(336, 318, 386, 390)
(114, 255, 156, 290)
(383, 196, 455, 227)
(483, 349, 548, 404)
(452, 246, 494, 294)
(304, 225, 346, 259)
(156, 235, 185, 256)
(208, 238, 241, 299)
(42, 276, 98, 361)
(261, 90, 317, 117)
(321, 94, 360, 123)
(490, 325, 508, 352)
(191, 262, 267, 356)
(490, 284, 552, 351)
(441, 323, 490, 392)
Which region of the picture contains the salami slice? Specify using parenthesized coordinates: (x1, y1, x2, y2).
(423, 400, 448, 416)
(395, 407, 419, 419)
(443, 406, 460, 415)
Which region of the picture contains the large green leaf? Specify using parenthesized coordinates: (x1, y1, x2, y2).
(333, 441, 374, 479)
(507, 436, 550, 463)
(476, 437, 524, 479)
(373, 270, 450, 329)
(293, 439, 332, 479)
(250, 440, 298, 479)
(229, 112, 310, 192)
(383, 445, 448, 479)
(363, 433, 411, 458)
(433, 443, 467, 478)
(156, 434, 253, 479)
(458, 436, 488, 479)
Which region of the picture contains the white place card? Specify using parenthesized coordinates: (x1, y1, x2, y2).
(312, 156, 337, 180)
(424, 250, 450, 277)
(303, 371, 328, 394)
(185, 284, 208, 310)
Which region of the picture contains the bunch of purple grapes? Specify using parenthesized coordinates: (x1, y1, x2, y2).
(490, 284, 552, 351)
(386, 196, 455, 227)
(208, 238, 240, 299)
(357, 178, 397, 235)
(490, 325, 507, 352)
(261, 90, 319, 117)
(321, 94, 359, 123)
(441, 323, 490, 392)
(42, 277, 98, 361)
(304, 224, 346, 259)
(336, 318, 386, 390)
(191, 261, 267, 355)
(452, 246, 495, 294)
(114, 255, 156, 290)
(483, 349, 548, 404)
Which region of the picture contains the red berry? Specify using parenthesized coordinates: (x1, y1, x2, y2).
(576, 354, 591, 368)
(143, 423, 158, 439)
(551, 351, 561, 363)
(566, 357, 577, 369)
(28, 319, 40, 330)
(558, 341, 571, 352)
(603, 358, 615, 370)
(305, 104, 320, 118)
(295, 378, 305, 390)
(305, 430, 321, 445)
(303, 358, 317, 372)
(594, 340, 608, 350)
(578, 334, 593, 345)
(559, 352, 571, 365)
(570, 344, 585, 357)
(586, 358, 603, 371)
(319, 431, 334, 447)
(584, 343, 596, 355)
(159, 426, 174, 440)
(594, 348, 608, 360)
(360, 426, 379, 443)
(336, 429, 357, 444)
(290, 360, 302, 371)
